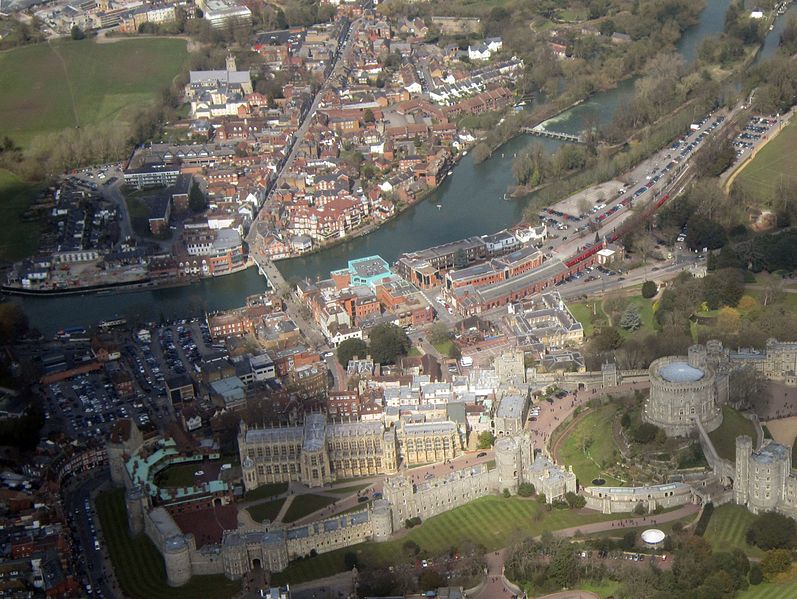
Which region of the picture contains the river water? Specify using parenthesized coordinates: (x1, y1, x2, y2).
(19, 0, 783, 335)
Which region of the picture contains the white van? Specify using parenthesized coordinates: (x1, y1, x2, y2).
(460, 356, 473, 367)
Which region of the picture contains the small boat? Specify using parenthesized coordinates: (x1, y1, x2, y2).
(770, 24, 775, 30)
(447, 170, 453, 176)
(462, 150, 468, 156)
(436, 204, 442, 209)
(516, 100, 527, 107)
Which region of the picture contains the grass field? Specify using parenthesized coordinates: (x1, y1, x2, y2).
(282, 494, 338, 523)
(96, 489, 240, 599)
(738, 576, 797, 598)
(0, 39, 188, 148)
(0, 168, 42, 262)
(703, 504, 764, 558)
(273, 495, 622, 585)
(708, 406, 757, 462)
(247, 499, 284, 523)
(243, 482, 288, 502)
(569, 301, 605, 337)
(557, 406, 624, 486)
(327, 483, 371, 495)
(433, 339, 458, 358)
(733, 116, 797, 206)
(154, 463, 200, 488)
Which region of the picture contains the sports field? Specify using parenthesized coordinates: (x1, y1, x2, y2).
(273, 495, 622, 584)
(0, 38, 188, 147)
(703, 503, 764, 558)
(557, 405, 624, 486)
(733, 116, 797, 206)
(96, 489, 240, 599)
(0, 168, 42, 262)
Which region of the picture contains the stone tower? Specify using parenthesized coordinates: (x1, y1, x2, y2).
(226, 53, 237, 73)
(688, 344, 708, 370)
(163, 535, 192, 587)
(370, 499, 393, 542)
(601, 362, 618, 387)
(495, 436, 521, 494)
(734, 435, 753, 506)
(125, 485, 146, 536)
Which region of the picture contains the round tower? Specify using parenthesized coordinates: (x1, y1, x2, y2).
(370, 499, 393, 542)
(163, 536, 192, 586)
(125, 485, 145, 536)
(494, 437, 520, 494)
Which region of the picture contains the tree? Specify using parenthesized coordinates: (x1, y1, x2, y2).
(344, 551, 359, 570)
(746, 511, 797, 550)
(548, 546, 577, 587)
(368, 324, 410, 364)
(642, 280, 658, 298)
(633, 502, 646, 515)
(419, 569, 445, 590)
(428, 322, 451, 345)
(363, 108, 375, 123)
(70, 25, 85, 40)
(502, 488, 511, 498)
(471, 142, 491, 164)
(477, 431, 495, 449)
(761, 549, 793, 578)
(630, 422, 660, 444)
(518, 483, 535, 497)
(729, 365, 769, 410)
(337, 338, 368, 368)
(0, 303, 28, 344)
(565, 491, 586, 508)
(619, 305, 642, 331)
(189, 183, 207, 213)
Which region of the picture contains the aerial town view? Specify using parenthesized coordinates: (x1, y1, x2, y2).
(7, 0, 797, 597)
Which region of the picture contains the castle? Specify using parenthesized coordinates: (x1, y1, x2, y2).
(110, 420, 574, 587)
(735, 435, 797, 519)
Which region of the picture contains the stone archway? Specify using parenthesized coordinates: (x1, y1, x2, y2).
(252, 558, 262, 570)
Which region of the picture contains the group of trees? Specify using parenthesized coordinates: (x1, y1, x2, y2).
(336, 324, 411, 367)
(512, 142, 593, 188)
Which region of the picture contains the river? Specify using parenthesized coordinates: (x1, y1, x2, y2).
(18, 0, 782, 336)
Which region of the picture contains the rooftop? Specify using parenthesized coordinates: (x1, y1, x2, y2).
(658, 361, 704, 383)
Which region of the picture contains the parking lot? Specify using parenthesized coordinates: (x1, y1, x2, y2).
(732, 115, 779, 159)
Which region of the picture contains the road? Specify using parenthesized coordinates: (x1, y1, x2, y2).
(62, 470, 118, 599)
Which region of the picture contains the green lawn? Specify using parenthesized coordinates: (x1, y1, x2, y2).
(96, 489, 241, 599)
(247, 499, 284, 523)
(737, 577, 797, 598)
(575, 579, 621, 598)
(708, 406, 757, 462)
(0, 38, 188, 148)
(243, 482, 289, 501)
(622, 296, 656, 338)
(733, 116, 797, 207)
(282, 494, 338, 523)
(557, 406, 624, 486)
(274, 495, 623, 585)
(703, 503, 764, 559)
(569, 301, 605, 337)
(0, 168, 43, 262)
(154, 463, 200, 488)
(433, 340, 458, 358)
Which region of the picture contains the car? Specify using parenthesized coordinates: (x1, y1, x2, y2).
(357, 496, 369, 503)
(322, 351, 334, 359)
(477, 452, 487, 458)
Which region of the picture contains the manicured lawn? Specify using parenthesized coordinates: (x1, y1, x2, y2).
(557, 406, 624, 486)
(273, 495, 623, 585)
(733, 116, 797, 206)
(282, 494, 338, 523)
(703, 503, 764, 558)
(737, 577, 797, 598)
(154, 463, 200, 488)
(575, 579, 621, 598)
(433, 340, 458, 358)
(0, 38, 188, 148)
(247, 499, 284, 523)
(96, 489, 240, 599)
(622, 296, 656, 338)
(569, 301, 605, 337)
(243, 482, 289, 501)
(0, 168, 43, 262)
(708, 406, 757, 462)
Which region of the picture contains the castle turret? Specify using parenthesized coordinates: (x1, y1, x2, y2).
(371, 499, 393, 542)
(125, 485, 146, 536)
(495, 437, 520, 494)
(163, 535, 192, 587)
